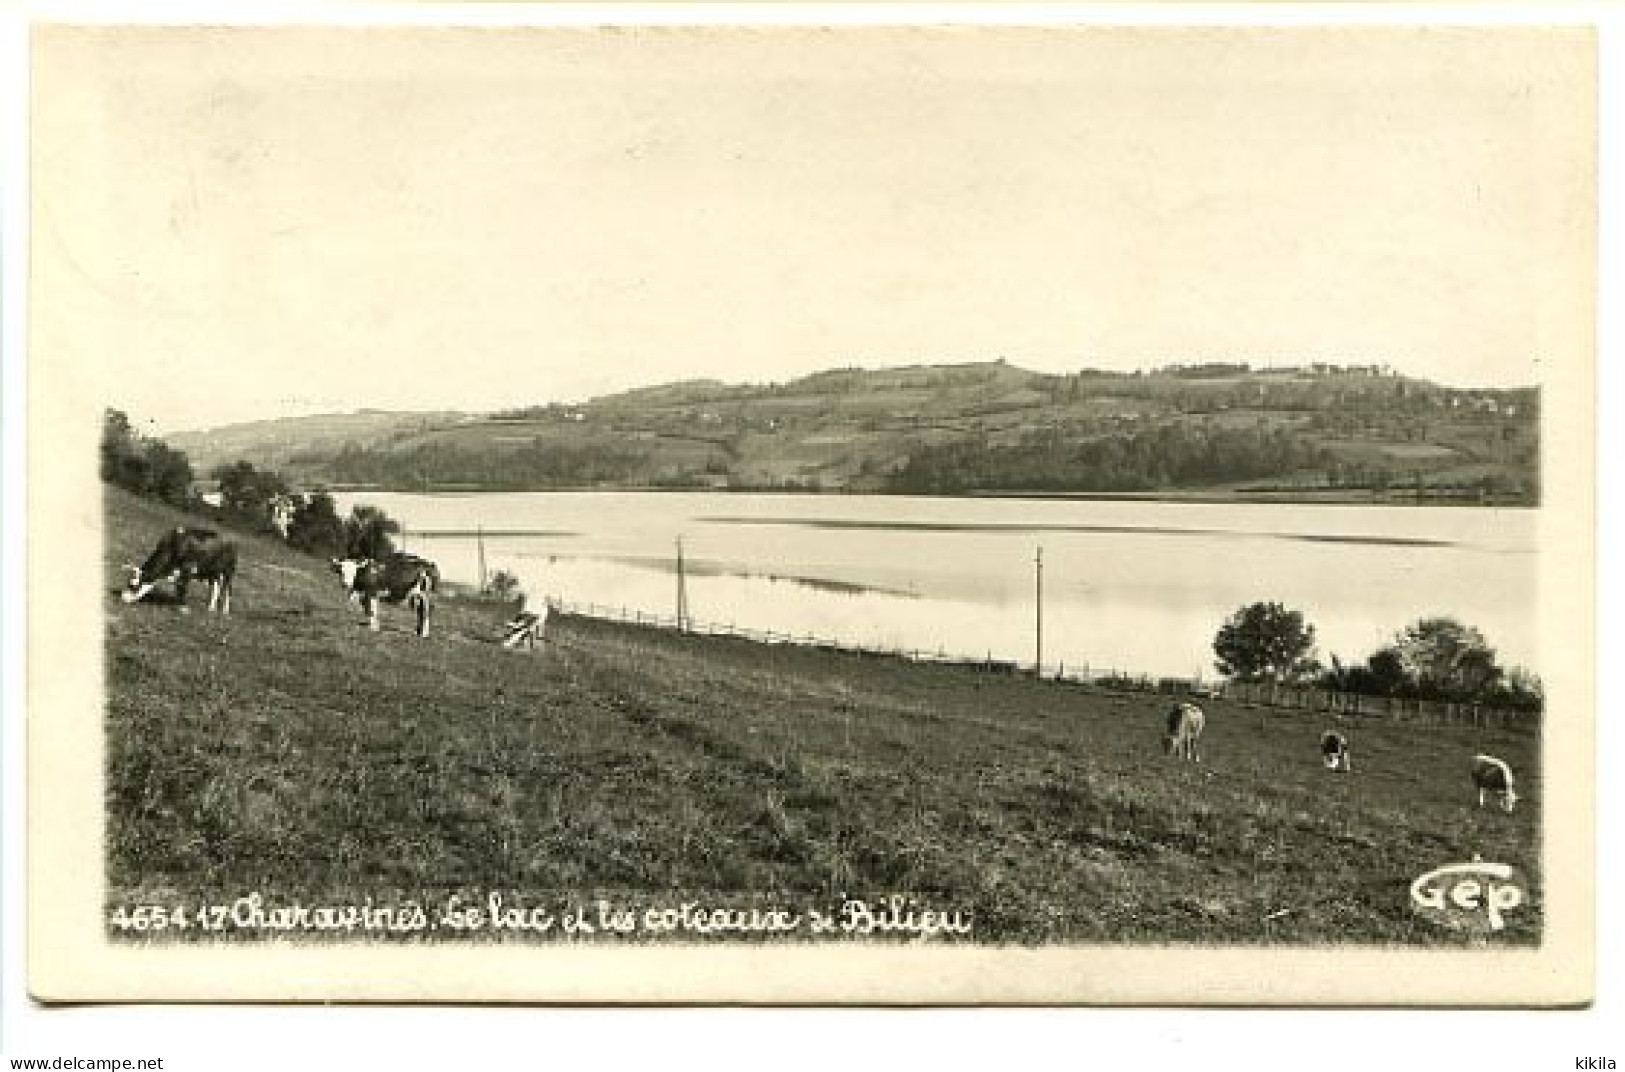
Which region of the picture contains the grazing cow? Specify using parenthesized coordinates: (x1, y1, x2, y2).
(267, 494, 297, 540)
(336, 552, 439, 608)
(501, 590, 549, 651)
(1320, 731, 1353, 773)
(399, 552, 441, 594)
(1472, 754, 1518, 812)
(121, 526, 237, 614)
(1162, 701, 1206, 762)
(330, 552, 438, 637)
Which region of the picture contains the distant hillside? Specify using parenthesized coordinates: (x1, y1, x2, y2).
(171, 361, 1540, 504)
(170, 410, 471, 475)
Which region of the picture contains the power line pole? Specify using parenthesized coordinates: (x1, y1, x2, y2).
(1035, 545, 1044, 675)
(676, 536, 690, 632)
(476, 524, 488, 593)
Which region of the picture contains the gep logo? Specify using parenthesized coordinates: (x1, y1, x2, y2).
(1409, 860, 1527, 934)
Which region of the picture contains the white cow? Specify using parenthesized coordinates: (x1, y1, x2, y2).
(1163, 702, 1206, 763)
(1472, 754, 1518, 812)
(268, 493, 297, 540)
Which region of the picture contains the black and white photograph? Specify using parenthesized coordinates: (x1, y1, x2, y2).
(19, 14, 1599, 1008)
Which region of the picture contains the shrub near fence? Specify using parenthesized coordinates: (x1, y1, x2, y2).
(1213, 680, 1537, 732)
(548, 600, 1538, 733)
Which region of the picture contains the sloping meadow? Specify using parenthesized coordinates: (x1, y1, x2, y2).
(102, 487, 1540, 945)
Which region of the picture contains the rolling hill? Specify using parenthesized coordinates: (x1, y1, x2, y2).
(167, 361, 1540, 502)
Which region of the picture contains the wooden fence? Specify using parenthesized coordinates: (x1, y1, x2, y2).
(1207, 680, 1536, 732)
(550, 599, 1014, 668)
(548, 599, 1539, 733)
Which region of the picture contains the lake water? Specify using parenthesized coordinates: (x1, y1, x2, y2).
(335, 491, 1539, 681)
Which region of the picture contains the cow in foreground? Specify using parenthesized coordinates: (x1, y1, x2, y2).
(330, 553, 438, 637)
(1162, 701, 1205, 762)
(334, 552, 439, 607)
(1472, 754, 1518, 812)
(121, 526, 237, 614)
(1320, 731, 1353, 773)
(346, 552, 439, 597)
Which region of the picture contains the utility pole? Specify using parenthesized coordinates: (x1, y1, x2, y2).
(1035, 546, 1044, 675)
(675, 536, 690, 632)
(476, 524, 488, 593)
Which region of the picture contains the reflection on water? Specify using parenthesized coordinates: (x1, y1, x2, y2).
(519, 552, 922, 599)
(702, 516, 1458, 548)
(342, 491, 1539, 680)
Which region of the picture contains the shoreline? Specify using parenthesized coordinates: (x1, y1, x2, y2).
(323, 484, 1538, 509)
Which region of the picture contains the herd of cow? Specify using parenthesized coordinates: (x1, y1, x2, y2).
(119, 525, 1523, 814)
(1161, 699, 1520, 812)
(117, 524, 543, 644)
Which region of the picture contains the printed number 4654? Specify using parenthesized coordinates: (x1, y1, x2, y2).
(109, 904, 190, 932)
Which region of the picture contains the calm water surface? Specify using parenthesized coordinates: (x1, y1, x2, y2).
(337, 491, 1538, 681)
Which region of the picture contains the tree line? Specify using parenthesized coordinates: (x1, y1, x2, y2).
(103, 409, 405, 561)
(889, 424, 1332, 494)
(1211, 601, 1542, 713)
(299, 439, 651, 490)
(100, 410, 196, 508)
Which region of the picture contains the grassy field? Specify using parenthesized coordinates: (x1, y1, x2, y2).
(103, 486, 1541, 945)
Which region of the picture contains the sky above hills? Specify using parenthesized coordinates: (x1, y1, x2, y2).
(32, 25, 1593, 434)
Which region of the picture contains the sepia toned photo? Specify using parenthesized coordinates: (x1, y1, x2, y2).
(25, 18, 1597, 1004)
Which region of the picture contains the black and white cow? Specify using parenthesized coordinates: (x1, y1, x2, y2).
(398, 552, 440, 594)
(330, 553, 438, 637)
(1162, 701, 1206, 762)
(121, 526, 238, 614)
(1320, 731, 1353, 773)
(336, 552, 439, 606)
(1472, 754, 1518, 812)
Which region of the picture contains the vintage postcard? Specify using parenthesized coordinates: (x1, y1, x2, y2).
(24, 18, 1596, 1004)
